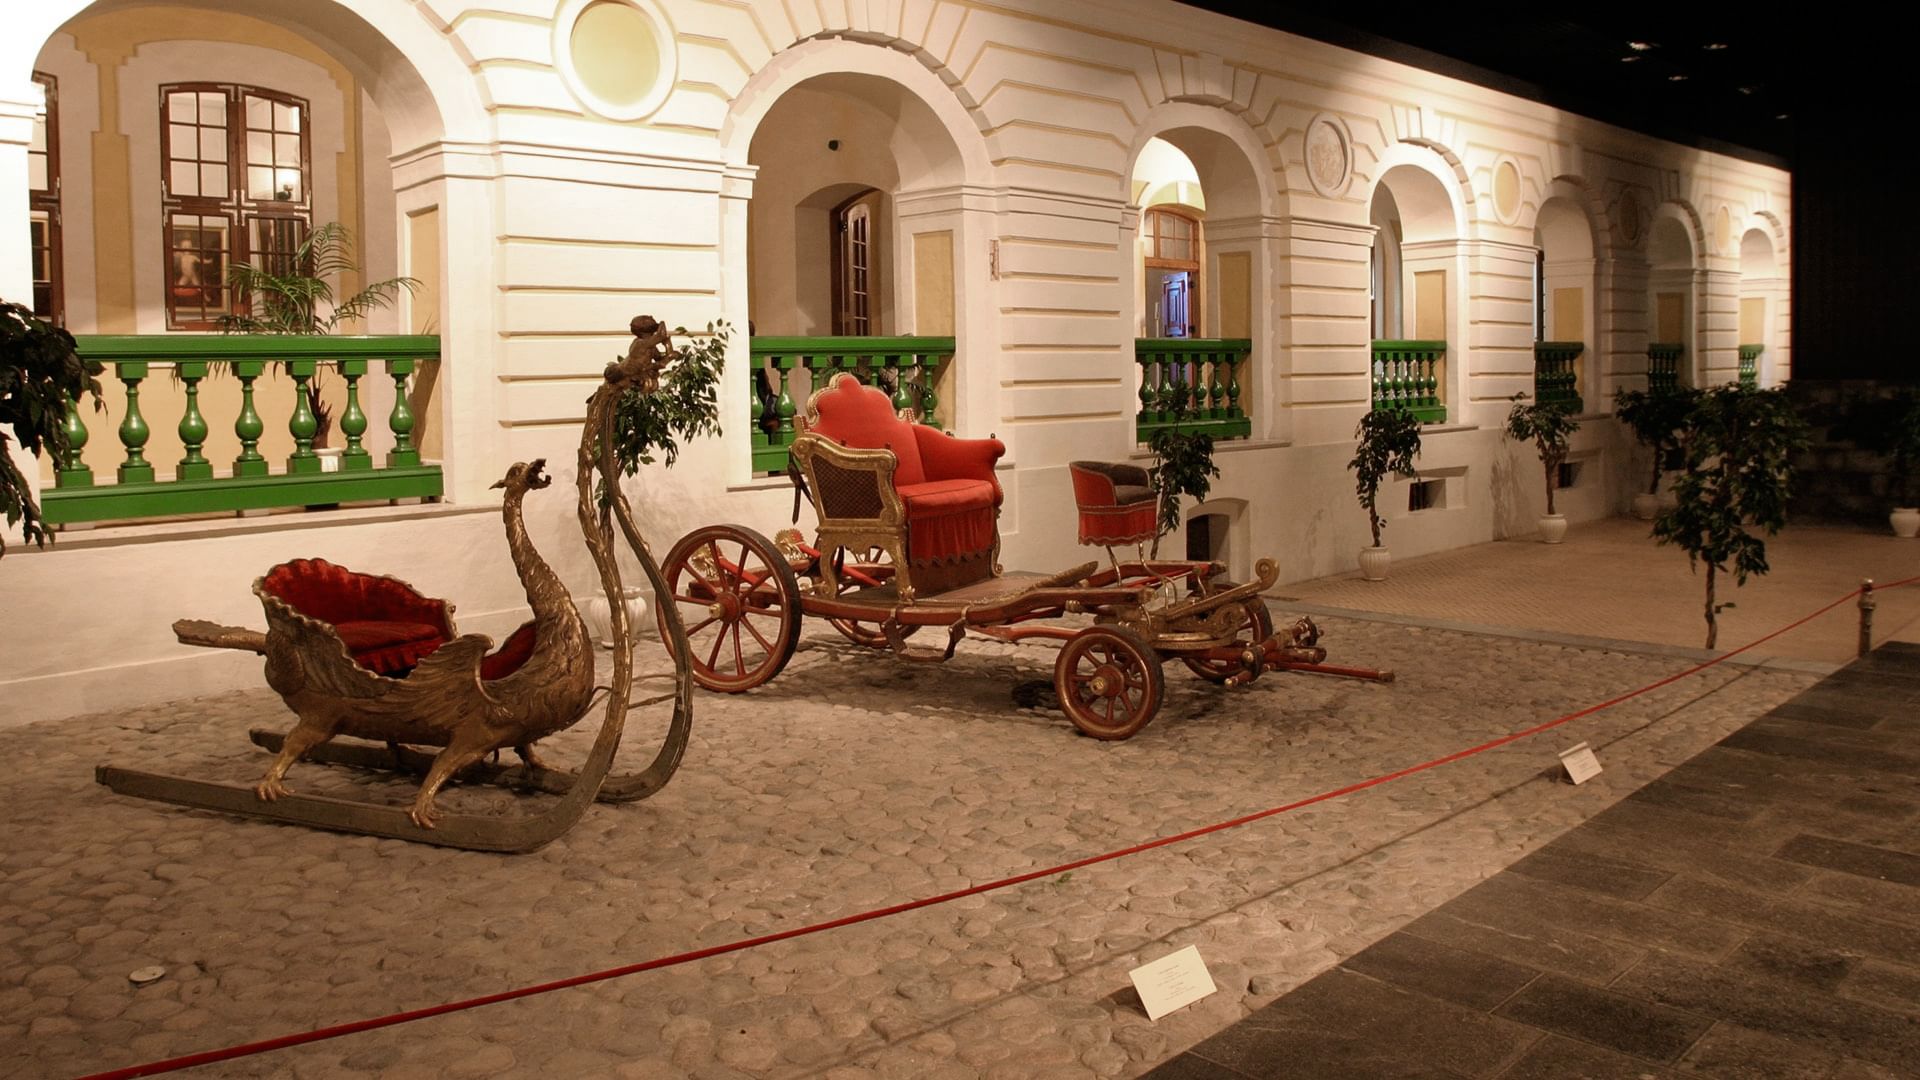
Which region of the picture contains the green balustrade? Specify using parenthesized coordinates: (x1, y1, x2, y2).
(1135, 339, 1252, 443)
(1647, 342, 1684, 395)
(1533, 341, 1585, 414)
(1370, 340, 1446, 424)
(43, 335, 442, 526)
(1738, 343, 1763, 389)
(747, 335, 955, 475)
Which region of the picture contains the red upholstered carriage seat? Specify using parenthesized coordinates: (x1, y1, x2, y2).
(807, 374, 1004, 570)
(1068, 461, 1159, 547)
(259, 558, 454, 675)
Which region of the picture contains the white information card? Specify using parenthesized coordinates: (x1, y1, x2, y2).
(1129, 945, 1218, 1021)
(1559, 741, 1603, 785)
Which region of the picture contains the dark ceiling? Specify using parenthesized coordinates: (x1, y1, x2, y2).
(1181, 6, 1876, 167)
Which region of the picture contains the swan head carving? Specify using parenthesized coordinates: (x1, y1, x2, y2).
(491, 458, 550, 493)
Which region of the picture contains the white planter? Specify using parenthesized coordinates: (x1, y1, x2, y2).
(316, 448, 344, 473)
(1893, 507, 1920, 539)
(1357, 545, 1391, 581)
(580, 585, 648, 648)
(1539, 514, 1569, 544)
(1631, 493, 1660, 521)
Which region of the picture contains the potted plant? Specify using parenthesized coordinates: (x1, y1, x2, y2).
(1146, 427, 1220, 559)
(1505, 393, 1581, 543)
(1347, 407, 1423, 580)
(591, 315, 729, 644)
(1652, 385, 1808, 647)
(1, 299, 102, 558)
(1614, 385, 1699, 520)
(218, 222, 418, 463)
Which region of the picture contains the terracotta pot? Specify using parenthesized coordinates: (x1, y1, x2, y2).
(581, 585, 648, 648)
(1631, 492, 1660, 521)
(1892, 507, 1920, 539)
(1358, 545, 1391, 581)
(1539, 514, 1569, 544)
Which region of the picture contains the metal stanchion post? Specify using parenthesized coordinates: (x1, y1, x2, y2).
(1858, 578, 1876, 659)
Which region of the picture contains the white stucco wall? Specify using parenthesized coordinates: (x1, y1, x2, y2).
(0, 0, 1792, 725)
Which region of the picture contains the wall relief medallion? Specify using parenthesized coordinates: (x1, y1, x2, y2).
(1615, 192, 1644, 247)
(1492, 159, 1521, 223)
(1304, 115, 1351, 196)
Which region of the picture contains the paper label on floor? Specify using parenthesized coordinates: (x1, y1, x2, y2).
(1130, 945, 1217, 1021)
(1559, 741, 1603, 785)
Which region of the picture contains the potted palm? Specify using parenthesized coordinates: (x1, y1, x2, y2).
(1348, 407, 1423, 580)
(1614, 386, 1699, 520)
(1505, 393, 1581, 543)
(1, 299, 102, 557)
(219, 223, 418, 464)
(1886, 394, 1920, 539)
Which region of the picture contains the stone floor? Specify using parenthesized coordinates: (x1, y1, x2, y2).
(1284, 519, 1920, 665)
(1146, 640, 1920, 1080)
(0, 613, 1821, 1079)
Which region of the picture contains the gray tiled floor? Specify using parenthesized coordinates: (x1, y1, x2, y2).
(1146, 641, 1920, 1080)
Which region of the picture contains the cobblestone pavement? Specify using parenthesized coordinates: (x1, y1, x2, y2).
(1284, 519, 1920, 665)
(1, 617, 1818, 1079)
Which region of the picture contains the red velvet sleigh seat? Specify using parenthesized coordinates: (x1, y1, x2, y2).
(1068, 461, 1159, 548)
(790, 372, 1005, 602)
(257, 558, 454, 675)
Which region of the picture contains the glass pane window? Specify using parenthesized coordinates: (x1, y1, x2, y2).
(29, 73, 61, 324)
(244, 92, 305, 202)
(30, 212, 54, 318)
(247, 216, 308, 280)
(166, 213, 232, 329)
(163, 87, 229, 200)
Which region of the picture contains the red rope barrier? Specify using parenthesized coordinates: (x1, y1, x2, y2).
(76, 578, 1910, 1080)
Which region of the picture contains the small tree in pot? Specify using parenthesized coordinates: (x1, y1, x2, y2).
(1871, 391, 1920, 538)
(1146, 427, 1220, 559)
(1505, 393, 1581, 543)
(1347, 407, 1423, 580)
(1652, 384, 1808, 648)
(1614, 385, 1700, 520)
(1, 299, 102, 558)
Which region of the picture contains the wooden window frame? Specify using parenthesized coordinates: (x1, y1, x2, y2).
(831, 189, 881, 337)
(1143, 206, 1202, 272)
(29, 71, 63, 325)
(159, 82, 311, 330)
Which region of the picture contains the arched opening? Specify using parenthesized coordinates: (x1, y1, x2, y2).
(1183, 497, 1249, 582)
(1533, 195, 1597, 411)
(1647, 211, 1697, 391)
(13, 0, 481, 515)
(1368, 160, 1460, 423)
(1739, 227, 1780, 387)
(740, 69, 969, 473)
(1125, 122, 1266, 445)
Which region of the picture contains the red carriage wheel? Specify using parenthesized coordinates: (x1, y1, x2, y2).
(1053, 626, 1164, 740)
(1183, 596, 1275, 684)
(826, 545, 922, 648)
(658, 524, 802, 692)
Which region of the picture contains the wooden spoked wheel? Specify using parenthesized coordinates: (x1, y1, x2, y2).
(1053, 626, 1164, 740)
(658, 524, 802, 692)
(826, 545, 921, 648)
(1183, 597, 1275, 684)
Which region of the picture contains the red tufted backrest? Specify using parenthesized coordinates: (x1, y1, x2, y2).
(259, 558, 451, 634)
(805, 373, 927, 485)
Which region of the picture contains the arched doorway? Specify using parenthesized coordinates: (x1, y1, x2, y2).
(736, 65, 975, 474)
(1739, 227, 1782, 386)
(1125, 117, 1270, 445)
(1368, 157, 1462, 423)
(1533, 195, 1598, 411)
(1647, 210, 1698, 391)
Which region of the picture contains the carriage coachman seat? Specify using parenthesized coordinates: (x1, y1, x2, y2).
(789, 372, 1005, 603)
(1067, 461, 1159, 550)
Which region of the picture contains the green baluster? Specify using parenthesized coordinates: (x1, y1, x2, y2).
(749, 362, 766, 447)
(1138, 352, 1157, 432)
(339, 359, 371, 470)
(1423, 351, 1439, 407)
(115, 361, 154, 484)
(1226, 353, 1243, 419)
(917, 355, 940, 428)
(889, 355, 913, 416)
(386, 357, 420, 468)
(1209, 353, 1226, 419)
(232, 360, 268, 477)
(55, 390, 93, 488)
(775, 358, 797, 439)
(175, 360, 212, 481)
(286, 359, 320, 474)
(1163, 360, 1183, 423)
